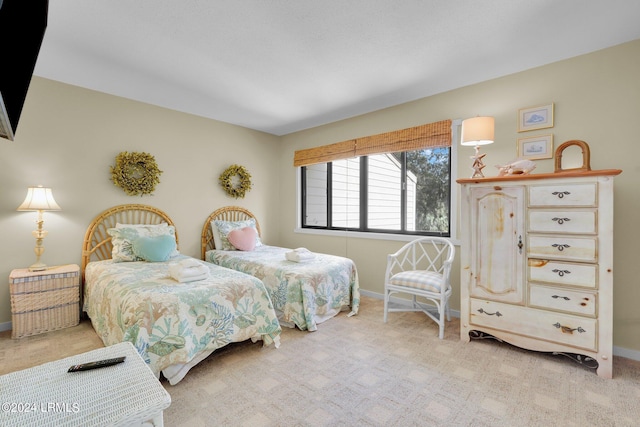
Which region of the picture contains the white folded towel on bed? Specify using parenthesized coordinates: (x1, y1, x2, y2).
(285, 247, 315, 262)
(169, 258, 210, 283)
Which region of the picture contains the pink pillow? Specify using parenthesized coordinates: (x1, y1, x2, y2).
(227, 227, 257, 251)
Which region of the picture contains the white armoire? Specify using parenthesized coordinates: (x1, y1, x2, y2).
(458, 168, 621, 378)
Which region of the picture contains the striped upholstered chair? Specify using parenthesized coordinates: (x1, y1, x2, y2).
(383, 237, 455, 339)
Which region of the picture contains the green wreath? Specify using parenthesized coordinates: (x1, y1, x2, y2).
(110, 151, 163, 196)
(219, 164, 252, 198)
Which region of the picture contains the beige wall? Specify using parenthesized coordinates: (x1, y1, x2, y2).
(279, 39, 640, 353)
(1, 39, 638, 354)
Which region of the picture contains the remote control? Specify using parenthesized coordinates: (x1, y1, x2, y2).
(68, 356, 126, 372)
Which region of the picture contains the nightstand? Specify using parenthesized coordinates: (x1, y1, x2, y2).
(9, 264, 80, 338)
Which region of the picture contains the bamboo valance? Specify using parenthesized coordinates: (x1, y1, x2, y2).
(293, 119, 452, 167)
(292, 140, 356, 168)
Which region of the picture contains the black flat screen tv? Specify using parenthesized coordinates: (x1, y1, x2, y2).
(0, 0, 48, 141)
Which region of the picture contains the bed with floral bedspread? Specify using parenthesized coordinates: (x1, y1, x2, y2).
(205, 245, 360, 332)
(81, 204, 281, 385)
(84, 256, 281, 384)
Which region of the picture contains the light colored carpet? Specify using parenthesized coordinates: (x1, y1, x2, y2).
(1, 296, 639, 426)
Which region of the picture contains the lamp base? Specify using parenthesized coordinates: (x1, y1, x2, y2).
(470, 145, 488, 178)
(29, 212, 48, 272)
(28, 262, 47, 272)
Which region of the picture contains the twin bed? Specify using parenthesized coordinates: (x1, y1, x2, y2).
(201, 206, 360, 332)
(81, 204, 359, 384)
(81, 205, 281, 385)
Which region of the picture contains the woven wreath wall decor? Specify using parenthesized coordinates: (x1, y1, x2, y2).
(219, 164, 252, 198)
(110, 151, 163, 196)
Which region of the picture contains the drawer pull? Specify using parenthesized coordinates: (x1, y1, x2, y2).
(551, 269, 571, 277)
(551, 295, 571, 301)
(551, 217, 571, 225)
(553, 322, 586, 334)
(551, 191, 571, 199)
(477, 308, 502, 317)
(551, 243, 571, 251)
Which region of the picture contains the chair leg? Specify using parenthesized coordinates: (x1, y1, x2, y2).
(438, 302, 445, 339)
(383, 289, 389, 323)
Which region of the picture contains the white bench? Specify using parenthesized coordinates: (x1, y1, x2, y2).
(0, 341, 171, 426)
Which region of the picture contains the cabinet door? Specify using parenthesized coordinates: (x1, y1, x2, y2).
(469, 186, 525, 303)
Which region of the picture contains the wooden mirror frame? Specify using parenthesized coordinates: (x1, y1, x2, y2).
(554, 140, 591, 173)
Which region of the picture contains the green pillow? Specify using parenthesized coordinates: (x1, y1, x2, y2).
(107, 225, 179, 262)
(131, 235, 177, 262)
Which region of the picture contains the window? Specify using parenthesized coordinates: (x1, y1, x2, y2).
(301, 146, 452, 236)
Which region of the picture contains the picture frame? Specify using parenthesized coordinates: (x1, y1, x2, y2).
(518, 103, 554, 132)
(517, 134, 553, 160)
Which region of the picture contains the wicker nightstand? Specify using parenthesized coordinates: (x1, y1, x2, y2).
(9, 264, 80, 338)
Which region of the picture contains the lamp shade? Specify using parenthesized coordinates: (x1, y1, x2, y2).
(461, 116, 495, 146)
(17, 186, 62, 211)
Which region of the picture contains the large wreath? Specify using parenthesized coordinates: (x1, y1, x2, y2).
(110, 151, 163, 196)
(219, 164, 252, 199)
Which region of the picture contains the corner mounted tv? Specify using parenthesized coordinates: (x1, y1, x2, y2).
(0, 0, 48, 141)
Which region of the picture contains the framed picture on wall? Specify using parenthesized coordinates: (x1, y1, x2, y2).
(518, 103, 554, 132)
(517, 134, 553, 160)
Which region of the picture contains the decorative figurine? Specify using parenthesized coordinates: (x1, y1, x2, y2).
(470, 149, 487, 178)
(495, 158, 536, 176)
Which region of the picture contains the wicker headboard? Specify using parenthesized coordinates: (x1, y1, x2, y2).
(201, 206, 261, 259)
(81, 204, 178, 276)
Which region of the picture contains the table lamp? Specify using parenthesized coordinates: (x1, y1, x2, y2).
(461, 116, 495, 178)
(17, 186, 62, 271)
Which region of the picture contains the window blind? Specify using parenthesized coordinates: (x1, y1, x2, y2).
(293, 119, 452, 167)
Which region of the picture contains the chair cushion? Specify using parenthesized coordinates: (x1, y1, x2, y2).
(389, 270, 444, 293)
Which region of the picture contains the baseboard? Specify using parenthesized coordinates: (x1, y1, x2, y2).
(362, 289, 640, 362)
(612, 345, 640, 362)
(0, 320, 11, 333)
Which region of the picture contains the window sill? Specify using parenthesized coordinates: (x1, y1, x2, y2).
(294, 227, 460, 246)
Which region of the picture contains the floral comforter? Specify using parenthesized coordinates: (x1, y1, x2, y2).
(83, 256, 281, 383)
(205, 246, 360, 331)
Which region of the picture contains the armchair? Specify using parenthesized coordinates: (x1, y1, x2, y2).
(383, 237, 455, 339)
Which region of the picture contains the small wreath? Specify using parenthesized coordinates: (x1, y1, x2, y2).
(219, 164, 252, 199)
(110, 151, 163, 196)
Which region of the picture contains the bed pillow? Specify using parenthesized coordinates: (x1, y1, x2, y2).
(212, 219, 262, 250)
(131, 234, 177, 262)
(227, 227, 257, 251)
(108, 224, 179, 262)
(210, 221, 223, 250)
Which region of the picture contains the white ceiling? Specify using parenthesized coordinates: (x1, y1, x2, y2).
(34, 0, 640, 136)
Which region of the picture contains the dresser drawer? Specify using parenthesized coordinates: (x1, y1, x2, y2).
(529, 183, 597, 207)
(528, 210, 596, 234)
(529, 284, 597, 317)
(470, 299, 597, 351)
(528, 259, 597, 288)
(528, 236, 597, 262)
